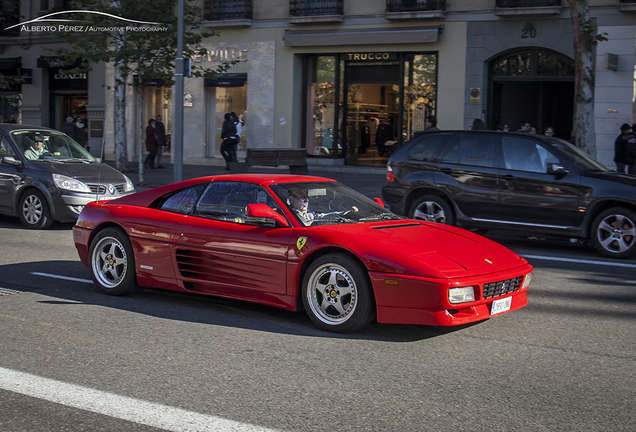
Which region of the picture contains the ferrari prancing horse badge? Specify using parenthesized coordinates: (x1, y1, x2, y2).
(296, 237, 307, 251)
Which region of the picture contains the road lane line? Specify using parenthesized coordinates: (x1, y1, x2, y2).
(0, 367, 280, 432)
(522, 254, 636, 269)
(31, 272, 93, 284)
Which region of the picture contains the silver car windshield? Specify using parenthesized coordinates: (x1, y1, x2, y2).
(12, 130, 96, 162)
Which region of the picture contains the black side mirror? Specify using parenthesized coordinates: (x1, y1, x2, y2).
(547, 163, 568, 176)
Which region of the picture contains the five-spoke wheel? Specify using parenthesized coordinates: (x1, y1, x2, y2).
(302, 253, 374, 333)
(591, 208, 636, 259)
(409, 195, 454, 225)
(89, 228, 137, 295)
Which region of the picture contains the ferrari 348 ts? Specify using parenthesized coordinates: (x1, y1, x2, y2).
(73, 174, 533, 333)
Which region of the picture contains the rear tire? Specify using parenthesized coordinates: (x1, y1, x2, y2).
(89, 228, 138, 295)
(591, 207, 636, 259)
(409, 195, 454, 225)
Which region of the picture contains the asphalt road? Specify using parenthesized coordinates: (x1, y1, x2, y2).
(0, 177, 635, 431)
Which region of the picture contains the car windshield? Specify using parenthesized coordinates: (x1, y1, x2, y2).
(546, 138, 608, 172)
(11, 130, 96, 162)
(271, 181, 402, 226)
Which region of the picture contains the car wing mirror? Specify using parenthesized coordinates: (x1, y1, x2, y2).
(245, 203, 289, 227)
(547, 163, 568, 176)
(374, 197, 385, 208)
(1, 156, 23, 166)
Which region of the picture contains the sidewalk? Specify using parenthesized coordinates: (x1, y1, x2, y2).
(107, 161, 387, 199)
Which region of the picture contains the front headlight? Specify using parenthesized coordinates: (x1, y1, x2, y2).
(522, 272, 532, 290)
(449, 286, 475, 304)
(123, 175, 135, 192)
(53, 173, 91, 193)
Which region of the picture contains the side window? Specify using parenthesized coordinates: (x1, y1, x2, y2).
(160, 184, 207, 214)
(439, 134, 497, 167)
(407, 135, 446, 161)
(0, 135, 17, 158)
(195, 181, 280, 225)
(502, 137, 560, 173)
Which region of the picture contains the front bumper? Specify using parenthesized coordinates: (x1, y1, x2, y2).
(369, 263, 533, 326)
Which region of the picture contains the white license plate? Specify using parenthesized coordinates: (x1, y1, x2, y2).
(490, 297, 512, 315)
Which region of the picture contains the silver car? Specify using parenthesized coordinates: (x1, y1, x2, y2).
(0, 124, 135, 229)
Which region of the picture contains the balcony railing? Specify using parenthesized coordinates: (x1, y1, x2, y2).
(289, 0, 343, 17)
(495, 0, 560, 7)
(386, 0, 446, 13)
(204, 0, 253, 21)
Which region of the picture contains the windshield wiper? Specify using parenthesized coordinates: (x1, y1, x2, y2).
(360, 213, 402, 222)
(60, 158, 91, 164)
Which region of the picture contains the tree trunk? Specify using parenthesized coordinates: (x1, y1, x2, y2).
(138, 85, 145, 184)
(567, 0, 597, 158)
(114, 61, 128, 172)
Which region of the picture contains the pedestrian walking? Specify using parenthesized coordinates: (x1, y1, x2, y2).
(154, 114, 167, 169)
(614, 123, 634, 174)
(425, 115, 439, 131)
(471, 118, 487, 130)
(62, 116, 75, 140)
(144, 118, 158, 170)
(75, 117, 88, 149)
(220, 113, 237, 170)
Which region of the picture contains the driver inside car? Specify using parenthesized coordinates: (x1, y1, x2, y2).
(288, 188, 358, 226)
(23, 135, 59, 160)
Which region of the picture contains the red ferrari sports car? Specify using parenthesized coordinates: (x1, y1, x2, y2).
(73, 174, 532, 333)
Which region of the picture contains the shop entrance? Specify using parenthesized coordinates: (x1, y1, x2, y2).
(304, 53, 437, 166)
(488, 49, 574, 139)
(344, 63, 400, 166)
(52, 93, 87, 131)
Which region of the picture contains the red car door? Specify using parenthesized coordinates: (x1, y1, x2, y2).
(170, 181, 293, 297)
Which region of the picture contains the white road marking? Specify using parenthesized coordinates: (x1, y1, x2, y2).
(31, 272, 93, 284)
(0, 367, 280, 432)
(522, 254, 636, 269)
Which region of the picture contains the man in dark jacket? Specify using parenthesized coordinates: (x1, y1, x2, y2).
(154, 114, 167, 169)
(614, 123, 635, 174)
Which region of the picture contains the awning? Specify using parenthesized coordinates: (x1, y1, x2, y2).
(283, 26, 443, 47)
(205, 75, 247, 87)
(0, 57, 21, 70)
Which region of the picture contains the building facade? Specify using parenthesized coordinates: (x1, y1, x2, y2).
(2, 0, 635, 169)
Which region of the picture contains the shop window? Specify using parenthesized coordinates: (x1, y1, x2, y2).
(0, 94, 21, 124)
(307, 56, 340, 157)
(403, 53, 437, 139)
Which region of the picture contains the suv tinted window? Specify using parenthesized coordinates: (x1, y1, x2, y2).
(502, 137, 559, 173)
(407, 134, 447, 161)
(439, 133, 497, 167)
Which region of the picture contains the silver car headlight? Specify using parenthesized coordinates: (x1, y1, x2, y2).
(53, 173, 91, 193)
(123, 175, 135, 192)
(448, 286, 476, 304)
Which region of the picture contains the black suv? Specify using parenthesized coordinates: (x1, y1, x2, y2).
(382, 130, 636, 259)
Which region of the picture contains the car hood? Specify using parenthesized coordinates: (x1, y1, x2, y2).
(312, 220, 525, 278)
(583, 170, 636, 187)
(27, 161, 129, 183)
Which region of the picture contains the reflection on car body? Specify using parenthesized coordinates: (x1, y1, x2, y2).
(73, 174, 533, 333)
(383, 130, 636, 258)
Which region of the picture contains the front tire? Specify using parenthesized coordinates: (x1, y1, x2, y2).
(89, 228, 138, 295)
(19, 189, 53, 229)
(302, 253, 375, 333)
(591, 208, 636, 259)
(409, 195, 454, 225)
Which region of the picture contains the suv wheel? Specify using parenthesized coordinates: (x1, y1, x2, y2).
(409, 195, 454, 225)
(591, 207, 636, 259)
